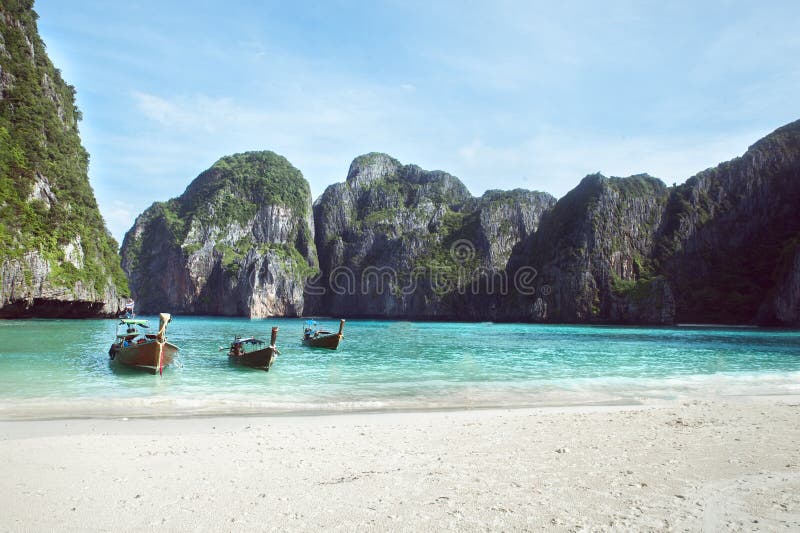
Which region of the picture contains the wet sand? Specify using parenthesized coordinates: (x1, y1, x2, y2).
(1, 396, 799, 531)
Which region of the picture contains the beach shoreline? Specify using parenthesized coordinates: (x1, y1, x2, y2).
(0, 396, 647, 422)
(2, 395, 798, 531)
(3, 367, 799, 422)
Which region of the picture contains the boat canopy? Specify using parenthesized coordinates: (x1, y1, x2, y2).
(233, 337, 265, 345)
(118, 319, 149, 326)
(304, 320, 317, 326)
(116, 332, 148, 339)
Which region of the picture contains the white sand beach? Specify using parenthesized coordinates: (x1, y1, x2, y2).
(1, 396, 799, 531)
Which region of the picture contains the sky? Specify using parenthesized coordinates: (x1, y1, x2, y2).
(35, 0, 800, 243)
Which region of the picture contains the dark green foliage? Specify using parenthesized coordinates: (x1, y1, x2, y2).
(416, 208, 479, 272)
(327, 158, 478, 273)
(185, 151, 310, 222)
(361, 207, 400, 227)
(607, 174, 666, 198)
(539, 173, 605, 242)
(481, 188, 549, 207)
(122, 151, 318, 284)
(154, 151, 312, 246)
(154, 200, 186, 245)
(0, 0, 128, 295)
(353, 155, 470, 209)
(611, 276, 652, 302)
(355, 180, 474, 268)
(533, 173, 667, 257)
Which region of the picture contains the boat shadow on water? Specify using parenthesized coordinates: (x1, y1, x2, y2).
(107, 353, 187, 376)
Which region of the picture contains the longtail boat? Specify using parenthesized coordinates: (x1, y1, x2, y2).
(225, 327, 280, 371)
(302, 319, 345, 350)
(108, 313, 178, 375)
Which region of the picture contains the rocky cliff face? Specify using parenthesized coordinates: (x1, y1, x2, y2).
(502, 174, 673, 324)
(309, 153, 555, 318)
(656, 120, 800, 325)
(118, 124, 800, 325)
(305, 136, 800, 325)
(120, 151, 317, 317)
(499, 120, 800, 326)
(0, 0, 127, 317)
(766, 240, 800, 326)
(473, 189, 557, 271)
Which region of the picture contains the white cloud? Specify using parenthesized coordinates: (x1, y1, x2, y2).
(132, 92, 271, 132)
(132, 92, 181, 126)
(457, 139, 482, 161)
(92, 82, 429, 242)
(100, 200, 134, 243)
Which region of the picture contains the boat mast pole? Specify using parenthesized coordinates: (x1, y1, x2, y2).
(270, 327, 279, 347)
(156, 313, 170, 376)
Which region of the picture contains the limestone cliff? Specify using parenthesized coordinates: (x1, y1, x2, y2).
(0, 0, 127, 317)
(501, 120, 800, 326)
(765, 240, 800, 326)
(656, 120, 800, 325)
(118, 123, 800, 325)
(502, 174, 673, 324)
(309, 153, 555, 318)
(120, 151, 317, 317)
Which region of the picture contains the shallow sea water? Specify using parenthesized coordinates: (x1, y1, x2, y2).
(0, 317, 798, 418)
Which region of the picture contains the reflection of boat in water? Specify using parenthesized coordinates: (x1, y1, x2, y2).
(226, 327, 280, 371)
(302, 319, 345, 350)
(108, 313, 178, 375)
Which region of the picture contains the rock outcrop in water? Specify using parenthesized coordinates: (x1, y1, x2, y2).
(120, 152, 317, 317)
(0, 0, 127, 317)
(308, 153, 555, 318)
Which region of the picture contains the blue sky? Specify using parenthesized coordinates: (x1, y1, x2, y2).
(36, 0, 800, 243)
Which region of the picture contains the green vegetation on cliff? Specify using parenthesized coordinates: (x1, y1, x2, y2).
(0, 0, 127, 296)
(120, 150, 318, 315)
(123, 151, 316, 276)
(500, 172, 671, 324)
(186, 151, 311, 222)
(311, 154, 557, 318)
(338, 155, 477, 273)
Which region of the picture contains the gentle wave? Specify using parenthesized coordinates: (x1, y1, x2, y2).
(2, 370, 799, 420)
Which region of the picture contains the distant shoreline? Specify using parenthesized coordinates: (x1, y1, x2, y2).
(2, 314, 797, 330)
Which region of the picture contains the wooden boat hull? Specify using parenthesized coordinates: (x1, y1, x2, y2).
(302, 333, 342, 350)
(229, 346, 277, 371)
(302, 319, 345, 350)
(110, 341, 178, 374)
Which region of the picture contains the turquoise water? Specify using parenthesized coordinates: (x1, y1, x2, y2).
(0, 317, 799, 418)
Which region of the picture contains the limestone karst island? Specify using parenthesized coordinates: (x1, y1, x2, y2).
(1, 1, 799, 531)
